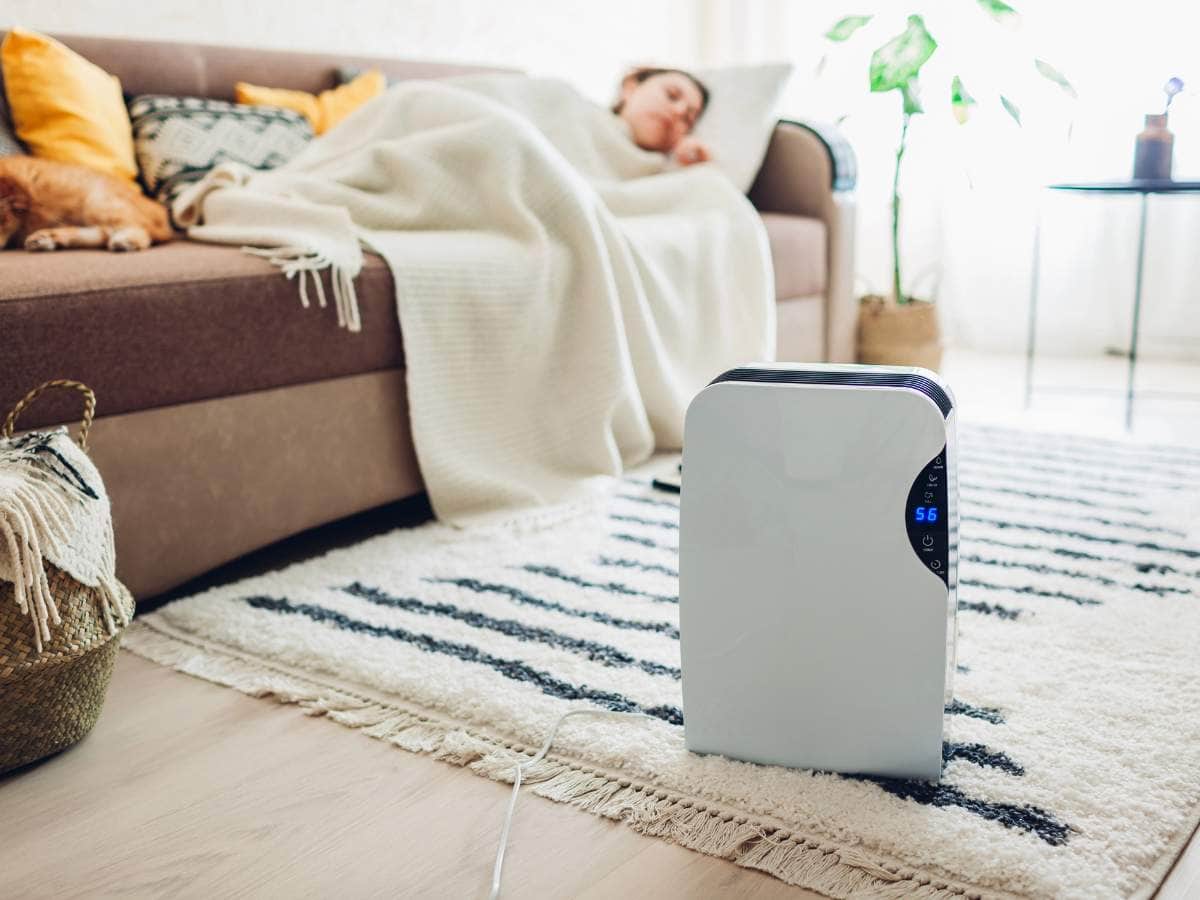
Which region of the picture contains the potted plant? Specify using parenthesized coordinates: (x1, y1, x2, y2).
(823, 3, 1075, 370)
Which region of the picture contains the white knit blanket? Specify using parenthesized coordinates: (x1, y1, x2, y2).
(173, 76, 775, 524)
(0, 429, 129, 652)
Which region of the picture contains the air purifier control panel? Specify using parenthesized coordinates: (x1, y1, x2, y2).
(906, 445, 949, 585)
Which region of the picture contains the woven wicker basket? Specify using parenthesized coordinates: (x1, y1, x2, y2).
(0, 381, 135, 774)
(857, 294, 944, 372)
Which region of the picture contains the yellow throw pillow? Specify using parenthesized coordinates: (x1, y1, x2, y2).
(0, 27, 138, 181)
(235, 69, 385, 136)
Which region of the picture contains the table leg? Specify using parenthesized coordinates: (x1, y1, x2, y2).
(1024, 199, 1042, 409)
(1126, 192, 1149, 431)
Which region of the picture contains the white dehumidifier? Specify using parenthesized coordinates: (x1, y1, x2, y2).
(679, 363, 958, 781)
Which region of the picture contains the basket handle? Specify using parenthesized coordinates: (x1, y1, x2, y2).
(2, 380, 96, 452)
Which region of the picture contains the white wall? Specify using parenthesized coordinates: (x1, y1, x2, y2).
(1, 0, 700, 104)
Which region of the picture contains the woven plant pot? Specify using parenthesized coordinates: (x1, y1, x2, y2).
(857, 294, 944, 371)
(0, 381, 134, 774)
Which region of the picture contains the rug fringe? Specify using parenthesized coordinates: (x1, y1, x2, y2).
(122, 621, 987, 900)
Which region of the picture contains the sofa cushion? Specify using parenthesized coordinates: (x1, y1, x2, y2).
(0, 242, 403, 429)
(762, 212, 826, 300)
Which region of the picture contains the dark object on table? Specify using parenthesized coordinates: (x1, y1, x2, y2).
(1133, 113, 1173, 181)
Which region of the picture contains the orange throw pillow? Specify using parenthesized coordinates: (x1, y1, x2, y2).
(235, 69, 385, 135)
(0, 27, 138, 181)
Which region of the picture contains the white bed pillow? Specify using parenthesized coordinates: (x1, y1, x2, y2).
(688, 63, 793, 193)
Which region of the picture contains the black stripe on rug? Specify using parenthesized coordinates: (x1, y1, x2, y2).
(967, 536, 1200, 579)
(962, 473, 1142, 499)
(964, 497, 1185, 538)
(958, 598, 1022, 620)
(243, 595, 685, 725)
(962, 424, 1200, 466)
(341, 583, 680, 678)
(960, 483, 1155, 515)
(945, 699, 1005, 724)
(964, 535, 1105, 563)
(520, 564, 678, 604)
(965, 445, 1200, 476)
(858, 777, 1069, 846)
(596, 556, 679, 578)
(616, 493, 681, 510)
(960, 451, 1188, 492)
(427, 577, 680, 639)
(960, 554, 1188, 597)
(611, 532, 678, 554)
(958, 578, 1102, 607)
(968, 516, 1200, 559)
(942, 741, 1025, 776)
(610, 513, 679, 531)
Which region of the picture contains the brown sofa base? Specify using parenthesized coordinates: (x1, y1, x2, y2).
(71, 370, 423, 599)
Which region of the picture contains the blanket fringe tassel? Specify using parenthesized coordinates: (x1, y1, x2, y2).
(123, 621, 984, 900)
(1, 469, 129, 652)
(242, 246, 362, 333)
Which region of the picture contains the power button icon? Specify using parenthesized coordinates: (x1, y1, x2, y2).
(922, 535, 934, 547)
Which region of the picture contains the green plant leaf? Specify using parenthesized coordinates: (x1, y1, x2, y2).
(825, 14, 873, 41)
(901, 80, 924, 115)
(1035, 59, 1078, 98)
(976, 0, 1018, 22)
(869, 15, 938, 93)
(950, 75, 976, 124)
(1000, 94, 1022, 125)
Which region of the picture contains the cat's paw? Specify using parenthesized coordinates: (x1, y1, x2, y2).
(107, 228, 150, 252)
(24, 232, 57, 251)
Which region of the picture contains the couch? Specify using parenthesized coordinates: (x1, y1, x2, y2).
(0, 33, 857, 600)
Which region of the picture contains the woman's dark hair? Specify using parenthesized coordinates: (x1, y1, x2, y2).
(613, 68, 710, 116)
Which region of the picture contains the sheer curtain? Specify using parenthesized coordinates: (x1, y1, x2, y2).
(695, 0, 1200, 360)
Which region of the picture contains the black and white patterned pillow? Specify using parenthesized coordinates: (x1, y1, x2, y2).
(128, 95, 313, 206)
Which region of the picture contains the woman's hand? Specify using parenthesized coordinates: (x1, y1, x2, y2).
(673, 136, 711, 167)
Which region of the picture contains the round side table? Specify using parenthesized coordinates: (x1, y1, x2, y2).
(1024, 179, 1200, 430)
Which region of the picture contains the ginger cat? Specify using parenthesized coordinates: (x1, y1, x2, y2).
(0, 156, 173, 252)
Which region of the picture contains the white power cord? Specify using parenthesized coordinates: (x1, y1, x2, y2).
(487, 709, 658, 900)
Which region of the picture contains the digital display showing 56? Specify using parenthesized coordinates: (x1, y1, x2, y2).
(913, 506, 939, 523)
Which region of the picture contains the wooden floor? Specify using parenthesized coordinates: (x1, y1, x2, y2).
(1, 652, 822, 899)
(3, 646, 1197, 899)
(3, 351, 1199, 898)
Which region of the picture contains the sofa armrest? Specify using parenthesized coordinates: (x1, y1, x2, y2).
(749, 120, 858, 363)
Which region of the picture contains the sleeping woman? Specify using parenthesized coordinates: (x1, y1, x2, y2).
(613, 68, 712, 168)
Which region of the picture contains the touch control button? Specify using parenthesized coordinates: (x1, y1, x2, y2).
(922, 535, 934, 547)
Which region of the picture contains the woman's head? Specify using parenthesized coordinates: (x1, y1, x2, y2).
(615, 68, 709, 153)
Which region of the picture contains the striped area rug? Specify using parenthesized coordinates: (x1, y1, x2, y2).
(125, 423, 1200, 899)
